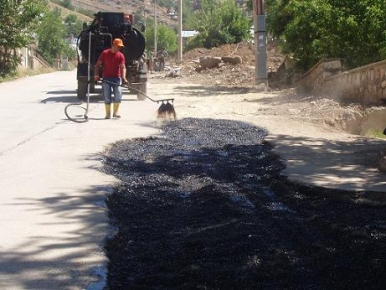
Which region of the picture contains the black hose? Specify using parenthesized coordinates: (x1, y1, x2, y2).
(64, 101, 89, 123)
(65, 80, 91, 123)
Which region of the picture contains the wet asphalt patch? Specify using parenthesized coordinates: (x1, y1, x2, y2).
(102, 118, 386, 289)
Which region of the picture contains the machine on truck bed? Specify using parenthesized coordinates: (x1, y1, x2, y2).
(76, 11, 147, 100)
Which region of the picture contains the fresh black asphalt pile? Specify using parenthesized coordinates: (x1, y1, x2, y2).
(103, 118, 386, 290)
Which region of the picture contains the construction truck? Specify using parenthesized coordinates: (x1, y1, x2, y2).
(76, 11, 147, 100)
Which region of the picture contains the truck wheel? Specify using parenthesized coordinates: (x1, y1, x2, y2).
(137, 83, 147, 101)
(77, 81, 87, 101)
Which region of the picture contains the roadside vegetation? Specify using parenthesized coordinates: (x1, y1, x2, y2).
(185, 0, 251, 50)
(365, 129, 386, 140)
(266, 0, 386, 70)
(144, 23, 178, 54)
(0, 0, 45, 79)
(0, 0, 84, 82)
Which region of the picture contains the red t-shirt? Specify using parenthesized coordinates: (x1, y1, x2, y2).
(98, 49, 125, 78)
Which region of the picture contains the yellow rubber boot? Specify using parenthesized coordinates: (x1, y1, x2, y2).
(113, 103, 121, 118)
(105, 104, 111, 119)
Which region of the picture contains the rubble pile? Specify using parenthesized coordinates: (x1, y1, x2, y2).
(159, 41, 285, 88)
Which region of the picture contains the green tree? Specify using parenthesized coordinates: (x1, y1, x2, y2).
(36, 7, 72, 65)
(145, 23, 177, 54)
(266, 0, 386, 70)
(158, 0, 175, 8)
(64, 14, 83, 37)
(61, 0, 74, 10)
(0, 0, 47, 75)
(188, 0, 250, 49)
(182, 0, 195, 30)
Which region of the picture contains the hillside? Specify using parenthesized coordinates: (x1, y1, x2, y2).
(49, 2, 92, 21)
(53, 0, 178, 27)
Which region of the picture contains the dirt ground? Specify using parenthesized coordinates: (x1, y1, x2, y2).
(155, 41, 371, 137)
(150, 42, 366, 133)
(101, 43, 386, 289)
(165, 41, 285, 88)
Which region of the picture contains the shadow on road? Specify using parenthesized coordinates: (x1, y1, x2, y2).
(0, 183, 108, 289)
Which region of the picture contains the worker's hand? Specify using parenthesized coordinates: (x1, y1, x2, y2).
(122, 78, 128, 85)
(94, 75, 100, 82)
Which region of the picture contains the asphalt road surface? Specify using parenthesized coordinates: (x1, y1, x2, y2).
(0, 70, 159, 289)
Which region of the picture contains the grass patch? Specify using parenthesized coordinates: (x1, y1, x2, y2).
(0, 67, 57, 83)
(364, 129, 386, 139)
(0, 61, 77, 84)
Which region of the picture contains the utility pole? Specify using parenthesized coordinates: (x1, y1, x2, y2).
(143, 0, 146, 28)
(154, 0, 157, 53)
(252, 0, 268, 85)
(177, 0, 183, 63)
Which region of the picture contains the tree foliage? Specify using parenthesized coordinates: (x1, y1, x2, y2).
(37, 7, 75, 65)
(64, 14, 83, 37)
(61, 0, 74, 10)
(188, 0, 251, 49)
(158, 0, 177, 8)
(145, 23, 178, 54)
(0, 0, 47, 75)
(266, 0, 386, 70)
(181, 0, 195, 30)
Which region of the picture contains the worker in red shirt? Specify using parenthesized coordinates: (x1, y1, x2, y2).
(94, 38, 128, 119)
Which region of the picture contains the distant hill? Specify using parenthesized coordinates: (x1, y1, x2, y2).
(50, 0, 177, 27)
(49, 1, 92, 22)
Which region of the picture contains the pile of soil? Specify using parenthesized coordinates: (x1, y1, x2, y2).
(182, 41, 284, 70)
(158, 41, 286, 88)
(178, 64, 256, 88)
(103, 118, 386, 289)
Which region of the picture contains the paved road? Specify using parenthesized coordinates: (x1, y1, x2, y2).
(0, 70, 159, 289)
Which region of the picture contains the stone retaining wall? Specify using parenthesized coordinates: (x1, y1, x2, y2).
(297, 59, 386, 106)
